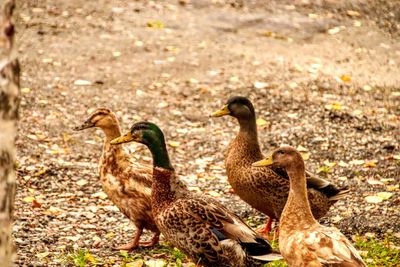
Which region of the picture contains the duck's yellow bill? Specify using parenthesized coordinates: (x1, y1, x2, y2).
(210, 105, 230, 117)
(252, 156, 273, 167)
(110, 132, 133, 145)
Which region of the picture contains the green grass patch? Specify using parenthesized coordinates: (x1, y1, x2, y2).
(355, 234, 400, 267)
(60, 248, 101, 267)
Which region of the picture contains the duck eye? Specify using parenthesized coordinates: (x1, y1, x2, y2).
(278, 150, 285, 155)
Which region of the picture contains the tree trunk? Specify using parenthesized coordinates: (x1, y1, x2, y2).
(0, 0, 19, 265)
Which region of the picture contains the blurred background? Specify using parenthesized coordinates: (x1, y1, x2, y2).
(15, 1, 399, 266)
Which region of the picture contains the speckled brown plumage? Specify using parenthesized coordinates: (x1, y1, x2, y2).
(255, 146, 366, 267)
(74, 108, 159, 250)
(212, 96, 349, 228)
(111, 122, 282, 267)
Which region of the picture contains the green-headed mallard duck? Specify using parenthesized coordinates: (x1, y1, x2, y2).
(253, 146, 366, 266)
(73, 108, 159, 250)
(211, 96, 349, 233)
(110, 122, 282, 267)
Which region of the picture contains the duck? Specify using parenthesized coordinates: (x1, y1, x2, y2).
(110, 121, 282, 267)
(211, 96, 349, 234)
(73, 108, 160, 250)
(253, 146, 366, 266)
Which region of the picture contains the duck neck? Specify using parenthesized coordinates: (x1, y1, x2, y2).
(281, 167, 317, 231)
(232, 116, 262, 161)
(101, 124, 123, 150)
(151, 167, 176, 214)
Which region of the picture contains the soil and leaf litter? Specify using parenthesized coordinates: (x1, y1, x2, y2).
(15, 0, 399, 266)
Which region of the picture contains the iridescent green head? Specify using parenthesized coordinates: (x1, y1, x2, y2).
(111, 121, 173, 170)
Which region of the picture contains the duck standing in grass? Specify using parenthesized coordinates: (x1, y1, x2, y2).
(73, 108, 160, 250)
(211, 96, 349, 234)
(111, 122, 282, 267)
(253, 146, 366, 267)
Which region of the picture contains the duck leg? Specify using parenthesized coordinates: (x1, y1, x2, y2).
(114, 228, 143, 251)
(272, 226, 280, 240)
(139, 231, 160, 247)
(259, 217, 273, 234)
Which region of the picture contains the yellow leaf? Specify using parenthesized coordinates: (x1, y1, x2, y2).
(85, 252, 96, 263)
(168, 141, 180, 148)
(387, 185, 398, 191)
(377, 192, 393, 200)
(105, 232, 115, 239)
(256, 118, 268, 127)
(126, 260, 144, 267)
(300, 152, 310, 161)
(23, 196, 36, 203)
(325, 102, 342, 110)
(393, 154, 400, 160)
(363, 161, 377, 168)
(21, 87, 31, 93)
(340, 75, 352, 82)
(146, 21, 164, 29)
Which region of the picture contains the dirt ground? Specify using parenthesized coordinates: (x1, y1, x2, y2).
(14, 0, 399, 266)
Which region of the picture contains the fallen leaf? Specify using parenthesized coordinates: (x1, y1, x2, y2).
(32, 199, 42, 208)
(146, 21, 164, 29)
(256, 118, 268, 127)
(92, 191, 108, 199)
(349, 159, 365, 165)
(300, 152, 310, 161)
(377, 192, 393, 200)
(327, 27, 340, 34)
(325, 103, 342, 110)
(126, 260, 144, 267)
(340, 75, 352, 82)
(21, 87, 31, 93)
(363, 161, 377, 168)
(23, 196, 36, 203)
(77, 179, 88, 186)
(346, 10, 360, 17)
(112, 51, 121, 57)
(43, 206, 63, 216)
(296, 145, 308, 152)
(74, 79, 92, 86)
(253, 81, 269, 89)
(364, 195, 383, 204)
(168, 141, 180, 148)
(145, 259, 166, 267)
(367, 179, 384, 186)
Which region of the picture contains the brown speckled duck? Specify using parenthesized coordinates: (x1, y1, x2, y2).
(73, 108, 159, 250)
(253, 146, 366, 267)
(110, 122, 282, 267)
(211, 96, 349, 233)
